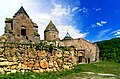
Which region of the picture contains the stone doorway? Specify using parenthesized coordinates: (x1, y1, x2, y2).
(77, 50, 85, 63)
(88, 58, 90, 63)
(78, 56, 83, 63)
(21, 26, 26, 36)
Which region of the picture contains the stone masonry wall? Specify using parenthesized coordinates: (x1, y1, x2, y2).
(59, 38, 99, 62)
(0, 42, 78, 74)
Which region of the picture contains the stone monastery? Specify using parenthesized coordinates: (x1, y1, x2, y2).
(2, 6, 99, 64)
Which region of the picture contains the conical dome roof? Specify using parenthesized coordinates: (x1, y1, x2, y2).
(62, 31, 73, 40)
(15, 6, 29, 18)
(44, 20, 59, 32)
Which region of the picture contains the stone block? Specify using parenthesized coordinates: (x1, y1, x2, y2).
(48, 61, 54, 68)
(40, 59, 48, 69)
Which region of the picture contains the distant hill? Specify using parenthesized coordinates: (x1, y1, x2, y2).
(95, 37, 120, 63)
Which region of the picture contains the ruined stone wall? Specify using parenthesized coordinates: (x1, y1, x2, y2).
(0, 42, 78, 74)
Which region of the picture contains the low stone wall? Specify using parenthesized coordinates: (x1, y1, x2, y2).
(0, 43, 78, 74)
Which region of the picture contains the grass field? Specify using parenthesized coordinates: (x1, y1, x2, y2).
(0, 61, 120, 79)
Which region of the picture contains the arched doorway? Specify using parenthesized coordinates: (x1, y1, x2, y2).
(21, 26, 26, 36)
(77, 50, 85, 63)
(78, 56, 83, 63)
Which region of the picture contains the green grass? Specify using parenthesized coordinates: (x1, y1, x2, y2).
(0, 61, 120, 79)
(61, 61, 120, 79)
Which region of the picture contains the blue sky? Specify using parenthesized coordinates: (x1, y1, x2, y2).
(0, 0, 120, 42)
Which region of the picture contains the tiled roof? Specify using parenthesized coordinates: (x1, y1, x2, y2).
(15, 6, 29, 18)
(44, 20, 59, 32)
(62, 32, 73, 40)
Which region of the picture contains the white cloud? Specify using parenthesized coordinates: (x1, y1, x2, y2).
(96, 8, 101, 11)
(96, 22, 102, 26)
(0, 0, 22, 35)
(82, 7, 88, 13)
(101, 21, 107, 24)
(58, 25, 88, 39)
(72, 7, 79, 12)
(29, 2, 86, 39)
(109, 30, 120, 37)
(0, 0, 86, 40)
(91, 24, 97, 27)
(51, 4, 72, 22)
(116, 36, 120, 37)
(51, 4, 70, 17)
(93, 8, 101, 11)
(98, 29, 111, 37)
(115, 31, 120, 35)
(0, 0, 35, 35)
(96, 21, 107, 26)
(78, 7, 89, 15)
(92, 21, 107, 27)
(77, 7, 89, 17)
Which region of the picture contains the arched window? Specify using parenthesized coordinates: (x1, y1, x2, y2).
(21, 26, 26, 36)
(54, 35, 56, 38)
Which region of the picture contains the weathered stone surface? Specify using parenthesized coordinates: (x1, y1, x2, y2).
(0, 36, 99, 74)
(12, 56, 17, 62)
(0, 68, 5, 74)
(57, 59, 63, 66)
(0, 62, 18, 66)
(0, 57, 7, 61)
(56, 67, 60, 71)
(6, 72, 11, 74)
(11, 65, 16, 70)
(0, 48, 4, 55)
(18, 57, 23, 61)
(7, 57, 13, 62)
(34, 60, 39, 68)
(0, 36, 7, 42)
(72, 57, 77, 65)
(20, 69, 25, 75)
(17, 63, 22, 69)
(53, 67, 57, 71)
(46, 68, 53, 72)
(64, 58, 69, 62)
(63, 65, 69, 69)
(49, 56, 54, 61)
(40, 59, 48, 69)
(11, 70, 17, 73)
(21, 64, 28, 69)
(11, 48, 16, 54)
(46, 68, 51, 72)
(38, 50, 46, 58)
(4, 67, 11, 72)
(53, 61, 58, 67)
(16, 52, 21, 57)
(64, 51, 69, 55)
(32, 69, 39, 73)
(23, 60, 28, 65)
(28, 61, 34, 68)
(39, 68, 44, 73)
(48, 61, 54, 68)
(70, 51, 74, 56)
(56, 52, 62, 58)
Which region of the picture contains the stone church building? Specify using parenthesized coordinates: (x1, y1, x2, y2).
(4, 6, 40, 42)
(2, 6, 99, 63)
(44, 20, 99, 63)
